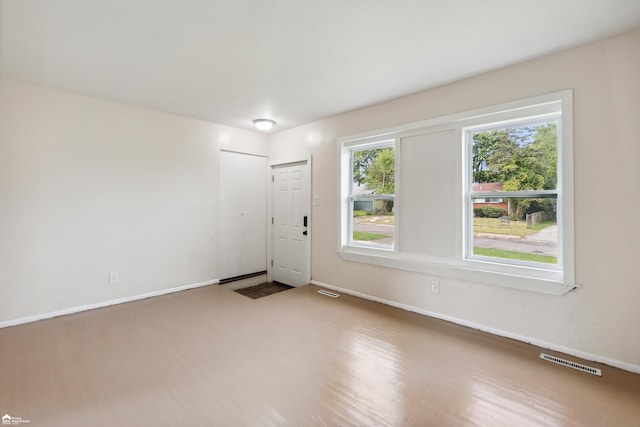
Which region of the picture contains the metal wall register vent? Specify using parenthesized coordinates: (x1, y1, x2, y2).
(317, 290, 340, 298)
(540, 353, 602, 376)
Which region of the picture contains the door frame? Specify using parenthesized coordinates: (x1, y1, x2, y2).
(267, 155, 312, 285)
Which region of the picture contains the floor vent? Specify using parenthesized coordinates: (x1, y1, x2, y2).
(540, 353, 602, 376)
(317, 290, 340, 298)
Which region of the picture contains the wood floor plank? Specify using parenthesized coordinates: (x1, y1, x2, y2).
(1, 284, 639, 426)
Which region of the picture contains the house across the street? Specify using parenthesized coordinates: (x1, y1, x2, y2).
(472, 182, 508, 213)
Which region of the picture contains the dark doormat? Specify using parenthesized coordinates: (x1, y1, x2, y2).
(234, 282, 293, 299)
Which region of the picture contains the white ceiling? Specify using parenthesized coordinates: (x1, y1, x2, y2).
(2, 1, 640, 132)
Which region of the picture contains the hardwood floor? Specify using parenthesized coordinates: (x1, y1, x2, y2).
(1, 284, 639, 426)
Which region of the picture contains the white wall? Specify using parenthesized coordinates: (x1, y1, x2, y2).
(0, 78, 267, 322)
(268, 29, 640, 369)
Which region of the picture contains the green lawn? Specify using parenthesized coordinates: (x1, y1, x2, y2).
(353, 231, 389, 241)
(473, 218, 555, 237)
(473, 247, 557, 264)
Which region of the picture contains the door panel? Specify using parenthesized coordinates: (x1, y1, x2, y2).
(272, 161, 310, 286)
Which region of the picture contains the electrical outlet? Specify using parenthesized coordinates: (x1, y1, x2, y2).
(431, 281, 440, 294)
(109, 272, 119, 284)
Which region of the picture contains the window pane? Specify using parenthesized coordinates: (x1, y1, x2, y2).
(472, 198, 557, 264)
(472, 122, 557, 192)
(352, 147, 395, 195)
(352, 199, 394, 246)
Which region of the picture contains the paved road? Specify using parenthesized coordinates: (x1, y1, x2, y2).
(353, 222, 394, 235)
(353, 218, 394, 245)
(475, 224, 558, 256)
(474, 235, 557, 256)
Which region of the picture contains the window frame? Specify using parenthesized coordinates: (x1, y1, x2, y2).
(345, 139, 398, 250)
(463, 113, 562, 271)
(338, 90, 574, 295)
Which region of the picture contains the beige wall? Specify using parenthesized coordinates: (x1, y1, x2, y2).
(0, 78, 267, 321)
(269, 29, 640, 369)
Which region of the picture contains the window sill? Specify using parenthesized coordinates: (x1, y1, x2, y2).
(338, 245, 576, 296)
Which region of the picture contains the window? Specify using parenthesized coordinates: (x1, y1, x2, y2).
(466, 118, 560, 268)
(339, 90, 574, 295)
(349, 142, 395, 248)
(483, 198, 503, 204)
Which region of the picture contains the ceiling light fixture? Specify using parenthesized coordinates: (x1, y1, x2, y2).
(252, 118, 276, 132)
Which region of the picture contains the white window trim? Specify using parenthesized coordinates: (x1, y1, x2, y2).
(338, 90, 575, 296)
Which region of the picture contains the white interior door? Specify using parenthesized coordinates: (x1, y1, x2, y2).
(220, 150, 267, 280)
(271, 161, 310, 286)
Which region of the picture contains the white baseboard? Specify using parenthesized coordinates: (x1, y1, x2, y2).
(310, 280, 640, 375)
(0, 279, 219, 329)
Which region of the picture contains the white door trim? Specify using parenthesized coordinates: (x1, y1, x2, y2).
(267, 155, 312, 285)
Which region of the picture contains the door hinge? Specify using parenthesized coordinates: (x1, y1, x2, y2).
(271, 260, 274, 267)
(271, 175, 274, 182)
(271, 217, 274, 224)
